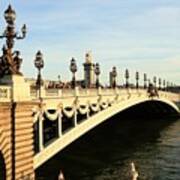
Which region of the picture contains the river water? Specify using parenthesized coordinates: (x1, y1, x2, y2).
(36, 116, 180, 180)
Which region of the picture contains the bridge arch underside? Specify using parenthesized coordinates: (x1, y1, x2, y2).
(34, 98, 179, 169)
(116, 100, 179, 119)
(0, 151, 6, 180)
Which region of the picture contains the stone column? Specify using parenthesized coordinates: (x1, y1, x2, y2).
(38, 113, 44, 152)
(73, 109, 77, 127)
(58, 111, 62, 137)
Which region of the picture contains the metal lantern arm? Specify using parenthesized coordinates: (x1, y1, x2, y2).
(0, 29, 7, 38)
(16, 24, 27, 39)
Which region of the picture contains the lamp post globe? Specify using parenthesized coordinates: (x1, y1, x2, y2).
(34, 50, 44, 99)
(112, 66, 117, 89)
(153, 76, 157, 88)
(163, 80, 166, 91)
(58, 75, 61, 82)
(143, 73, 147, 89)
(167, 81, 170, 91)
(34, 51, 44, 70)
(70, 57, 77, 89)
(135, 71, 139, 89)
(125, 69, 129, 88)
(4, 5, 16, 24)
(95, 63, 100, 88)
(158, 78, 161, 90)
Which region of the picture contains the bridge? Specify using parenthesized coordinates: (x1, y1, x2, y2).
(32, 88, 180, 169)
(0, 85, 179, 179)
(0, 5, 179, 180)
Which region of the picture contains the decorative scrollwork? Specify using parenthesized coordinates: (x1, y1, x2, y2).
(0, 47, 22, 77)
(0, 88, 8, 98)
(0, 5, 26, 78)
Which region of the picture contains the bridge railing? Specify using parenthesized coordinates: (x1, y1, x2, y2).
(29, 86, 179, 101)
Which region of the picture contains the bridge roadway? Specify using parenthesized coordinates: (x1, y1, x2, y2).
(32, 88, 180, 169)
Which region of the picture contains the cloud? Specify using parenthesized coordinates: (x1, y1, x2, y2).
(0, 1, 179, 84)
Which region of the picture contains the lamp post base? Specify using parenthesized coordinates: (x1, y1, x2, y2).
(0, 74, 31, 101)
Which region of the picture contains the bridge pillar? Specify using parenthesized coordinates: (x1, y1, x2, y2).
(73, 110, 78, 127)
(0, 103, 12, 180)
(58, 111, 62, 137)
(0, 101, 38, 180)
(13, 102, 37, 179)
(38, 115, 44, 152)
(87, 107, 90, 119)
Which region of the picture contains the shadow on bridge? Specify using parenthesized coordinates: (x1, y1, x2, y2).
(116, 100, 179, 119)
(0, 152, 6, 180)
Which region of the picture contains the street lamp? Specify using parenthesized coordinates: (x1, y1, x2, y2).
(143, 73, 147, 89)
(111, 66, 117, 89)
(94, 63, 100, 88)
(57, 75, 61, 89)
(34, 51, 44, 99)
(70, 58, 77, 89)
(0, 5, 27, 76)
(163, 80, 166, 91)
(153, 76, 157, 88)
(135, 71, 139, 89)
(167, 81, 170, 91)
(58, 75, 61, 84)
(125, 69, 129, 88)
(158, 78, 161, 90)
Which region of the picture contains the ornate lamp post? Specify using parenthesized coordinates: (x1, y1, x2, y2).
(0, 5, 27, 77)
(143, 73, 147, 89)
(57, 75, 61, 89)
(167, 81, 170, 91)
(70, 58, 77, 89)
(163, 79, 166, 91)
(58, 74, 61, 84)
(111, 66, 117, 89)
(172, 82, 174, 87)
(94, 63, 100, 88)
(34, 51, 44, 99)
(135, 71, 139, 89)
(158, 78, 161, 90)
(125, 69, 129, 88)
(153, 76, 157, 88)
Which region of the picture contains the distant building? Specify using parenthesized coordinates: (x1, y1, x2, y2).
(83, 51, 95, 88)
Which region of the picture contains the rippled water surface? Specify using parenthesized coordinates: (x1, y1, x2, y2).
(36, 117, 180, 180)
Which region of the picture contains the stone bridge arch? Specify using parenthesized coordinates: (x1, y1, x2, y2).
(115, 98, 180, 118)
(34, 96, 180, 168)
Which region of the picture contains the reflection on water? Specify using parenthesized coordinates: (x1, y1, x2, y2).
(36, 116, 180, 180)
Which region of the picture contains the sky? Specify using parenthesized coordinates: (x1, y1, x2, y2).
(0, 0, 180, 85)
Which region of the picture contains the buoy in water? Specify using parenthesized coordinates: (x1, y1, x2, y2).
(131, 162, 138, 180)
(58, 170, 65, 180)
